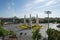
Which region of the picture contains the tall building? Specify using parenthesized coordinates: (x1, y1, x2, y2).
(29, 14, 32, 27)
(36, 14, 39, 25)
(24, 15, 26, 24)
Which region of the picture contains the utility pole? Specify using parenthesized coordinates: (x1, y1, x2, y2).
(45, 11, 51, 40)
(45, 11, 51, 29)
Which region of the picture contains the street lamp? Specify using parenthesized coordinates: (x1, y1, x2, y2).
(45, 11, 51, 29)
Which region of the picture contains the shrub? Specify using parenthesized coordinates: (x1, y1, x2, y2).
(18, 24, 29, 29)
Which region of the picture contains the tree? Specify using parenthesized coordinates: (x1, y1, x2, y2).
(26, 19, 29, 23)
(32, 25, 41, 40)
(0, 26, 16, 40)
(17, 19, 21, 23)
(9, 30, 16, 35)
(0, 20, 4, 26)
(0, 27, 9, 40)
(46, 28, 60, 40)
(57, 20, 60, 23)
(57, 31, 60, 40)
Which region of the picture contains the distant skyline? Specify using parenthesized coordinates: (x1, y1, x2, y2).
(0, 0, 60, 18)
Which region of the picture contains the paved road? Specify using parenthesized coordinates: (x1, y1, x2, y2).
(3, 23, 60, 40)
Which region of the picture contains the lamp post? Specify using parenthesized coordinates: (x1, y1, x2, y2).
(45, 11, 51, 29)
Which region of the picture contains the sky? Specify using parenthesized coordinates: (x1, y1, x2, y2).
(0, 0, 60, 18)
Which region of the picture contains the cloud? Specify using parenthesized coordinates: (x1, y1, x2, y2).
(24, 0, 45, 11)
(44, 0, 57, 6)
(21, 0, 60, 18)
(24, 0, 59, 10)
(8, 0, 15, 10)
(34, 0, 45, 4)
(31, 0, 60, 10)
(7, 0, 16, 17)
(12, 2, 15, 6)
(7, 4, 11, 10)
(6, 0, 60, 18)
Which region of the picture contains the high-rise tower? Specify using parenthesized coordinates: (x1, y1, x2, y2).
(36, 14, 39, 25)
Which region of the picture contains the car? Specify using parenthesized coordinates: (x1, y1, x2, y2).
(57, 24, 60, 28)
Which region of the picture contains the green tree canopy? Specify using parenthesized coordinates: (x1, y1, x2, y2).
(47, 28, 60, 40)
(32, 25, 41, 40)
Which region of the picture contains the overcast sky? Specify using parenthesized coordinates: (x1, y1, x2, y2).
(0, 0, 60, 18)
